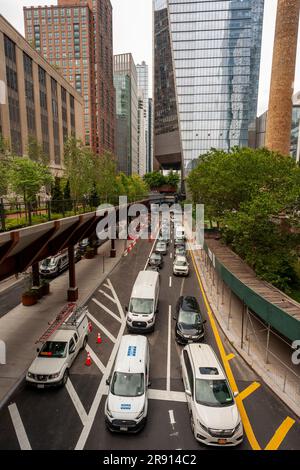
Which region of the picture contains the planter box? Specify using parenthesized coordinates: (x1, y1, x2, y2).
(41, 283, 50, 296)
(22, 293, 37, 307)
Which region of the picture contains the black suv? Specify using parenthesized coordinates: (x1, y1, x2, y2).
(148, 252, 164, 269)
(174, 296, 206, 344)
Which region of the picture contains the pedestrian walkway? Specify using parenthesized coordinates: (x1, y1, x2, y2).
(191, 244, 300, 419)
(0, 238, 128, 408)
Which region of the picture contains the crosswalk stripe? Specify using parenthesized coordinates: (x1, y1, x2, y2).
(8, 403, 32, 450)
(92, 298, 122, 324)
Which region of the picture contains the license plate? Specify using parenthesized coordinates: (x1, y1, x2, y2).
(37, 384, 45, 389)
(120, 427, 128, 432)
(218, 439, 227, 445)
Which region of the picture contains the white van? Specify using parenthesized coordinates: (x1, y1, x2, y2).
(126, 270, 160, 333)
(175, 225, 185, 241)
(181, 343, 243, 447)
(105, 335, 150, 433)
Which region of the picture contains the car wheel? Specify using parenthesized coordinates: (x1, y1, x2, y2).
(62, 369, 69, 387)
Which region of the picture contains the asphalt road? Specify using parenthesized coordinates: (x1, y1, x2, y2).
(0, 228, 299, 450)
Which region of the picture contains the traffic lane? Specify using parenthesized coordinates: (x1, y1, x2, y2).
(0, 382, 83, 450)
(0, 279, 26, 318)
(85, 398, 201, 450)
(242, 385, 300, 450)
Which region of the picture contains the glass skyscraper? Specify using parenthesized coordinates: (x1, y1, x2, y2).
(154, 0, 264, 174)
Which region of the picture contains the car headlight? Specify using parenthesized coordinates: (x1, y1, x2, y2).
(106, 403, 113, 418)
(27, 372, 33, 378)
(198, 420, 209, 433)
(234, 422, 242, 433)
(136, 407, 145, 419)
(49, 372, 60, 379)
(127, 317, 132, 323)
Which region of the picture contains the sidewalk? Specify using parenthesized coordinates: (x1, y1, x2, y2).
(192, 247, 300, 419)
(0, 238, 128, 408)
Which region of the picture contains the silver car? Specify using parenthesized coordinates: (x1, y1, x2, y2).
(155, 241, 167, 256)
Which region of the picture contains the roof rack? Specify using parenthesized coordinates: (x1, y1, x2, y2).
(36, 303, 77, 344)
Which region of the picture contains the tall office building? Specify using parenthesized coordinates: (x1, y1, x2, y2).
(137, 93, 147, 176)
(148, 98, 153, 172)
(137, 61, 152, 172)
(114, 53, 138, 175)
(24, 0, 115, 155)
(154, 0, 264, 176)
(0, 14, 83, 174)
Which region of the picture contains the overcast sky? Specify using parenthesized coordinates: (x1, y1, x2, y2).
(1, 0, 300, 115)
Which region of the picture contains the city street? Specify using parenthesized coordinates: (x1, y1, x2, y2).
(0, 230, 299, 451)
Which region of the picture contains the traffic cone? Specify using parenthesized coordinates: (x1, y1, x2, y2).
(97, 333, 102, 344)
(88, 321, 93, 333)
(85, 352, 92, 367)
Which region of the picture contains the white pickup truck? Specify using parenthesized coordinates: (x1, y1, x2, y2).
(26, 306, 89, 388)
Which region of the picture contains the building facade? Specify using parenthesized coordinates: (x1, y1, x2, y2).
(114, 53, 138, 175)
(148, 98, 153, 172)
(137, 61, 152, 172)
(137, 93, 147, 176)
(23, 0, 115, 155)
(153, 0, 264, 175)
(0, 14, 83, 174)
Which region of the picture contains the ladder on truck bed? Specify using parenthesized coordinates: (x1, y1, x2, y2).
(36, 303, 77, 344)
(63, 305, 89, 327)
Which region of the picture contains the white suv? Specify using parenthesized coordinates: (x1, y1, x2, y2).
(173, 255, 189, 276)
(181, 343, 243, 447)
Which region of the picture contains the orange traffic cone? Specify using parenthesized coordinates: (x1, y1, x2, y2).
(97, 333, 102, 344)
(85, 352, 92, 367)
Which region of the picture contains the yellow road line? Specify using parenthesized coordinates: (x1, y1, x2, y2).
(190, 249, 261, 450)
(265, 417, 295, 450)
(239, 382, 261, 401)
(226, 353, 235, 361)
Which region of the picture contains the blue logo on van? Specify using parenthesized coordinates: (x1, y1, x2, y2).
(121, 404, 131, 410)
(127, 346, 137, 357)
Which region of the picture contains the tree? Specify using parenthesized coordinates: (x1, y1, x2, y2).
(64, 136, 94, 201)
(187, 147, 300, 293)
(94, 151, 118, 203)
(9, 157, 53, 203)
(166, 171, 180, 188)
(63, 179, 72, 211)
(143, 171, 166, 189)
(126, 175, 149, 202)
(51, 177, 63, 213)
(27, 136, 48, 165)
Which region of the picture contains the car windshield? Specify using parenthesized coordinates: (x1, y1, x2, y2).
(157, 243, 165, 248)
(42, 258, 56, 268)
(176, 259, 187, 266)
(151, 254, 160, 261)
(39, 341, 67, 358)
(130, 298, 154, 315)
(178, 310, 201, 326)
(195, 379, 234, 407)
(111, 372, 144, 397)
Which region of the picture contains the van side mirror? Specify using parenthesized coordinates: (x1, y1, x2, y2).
(36, 348, 40, 353)
(69, 345, 76, 354)
(185, 390, 192, 397)
(106, 378, 110, 386)
(125, 306, 128, 312)
(173, 316, 177, 321)
(233, 391, 239, 398)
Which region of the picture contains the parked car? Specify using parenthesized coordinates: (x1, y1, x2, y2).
(174, 296, 206, 344)
(26, 306, 89, 388)
(155, 241, 167, 256)
(78, 238, 89, 255)
(173, 255, 189, 277)
(39, 253, 69, 278)
(148, 252, 164, 269)
(181, 344, 243, 446)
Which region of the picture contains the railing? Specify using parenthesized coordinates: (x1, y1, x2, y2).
(0, 194, 150, 232)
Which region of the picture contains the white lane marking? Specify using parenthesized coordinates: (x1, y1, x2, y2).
(75, 319, 127, 450)
(169, 409, 176, 427)
(143, 226, 160, 271)
(167, 305, 172, 392)
(107, 278, 125, 321)
(8, 403, 32, 450)
(180, 278, 185, 297)
(170, 252, 173, 259)
(148, 389, 186, 402)
(98, 289, 117, 304)
(169, 276, 172, 288)
(102, 283, 111, 290)
(65, 379, 88, 426)
(87, 312, 117, 343)
(92, 298, 122, 324)
(85, 344, 106, 374)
